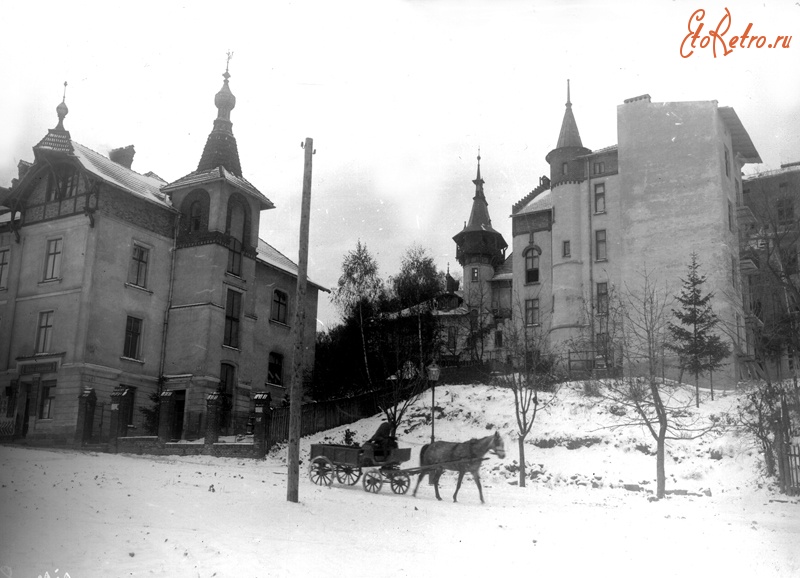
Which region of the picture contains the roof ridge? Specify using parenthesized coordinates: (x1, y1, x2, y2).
(73, 141, 165, 183)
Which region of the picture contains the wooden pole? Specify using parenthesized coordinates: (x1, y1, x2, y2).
(287, 137, 314, 503)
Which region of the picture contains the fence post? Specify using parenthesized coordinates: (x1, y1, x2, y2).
(205, 392, 222, 446)
(253, 392, 272, 458)
(157, 391, 175, 443)
(74, 388, 96, 447)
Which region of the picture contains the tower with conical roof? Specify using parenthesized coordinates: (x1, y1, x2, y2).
(546, 81, 591, 342)
(453, 153, 507, 311)
(161, 61, 275, 419)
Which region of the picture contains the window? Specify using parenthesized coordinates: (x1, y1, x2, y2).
(44, 238, 62, 281)
(447, 326, 457, 350)
(525, 299, 540, 326)
(227, 200, 245, 276)
(735, 179, 741, 204)
(731, 255, 738, 289)
(781, 246, 799, 276)
(595, 230, 607, 261)
(127, 244, 149, 288)
(597, 282, 608, 316)
(0, 248, 8, 289)
(189, 201, 202, 232)
(524, 250, 539, 284)
(123, 316, 143, 359)
(594, 183, 606, 213)
(593, 161, 605, 175)
(494, 330, 503, 348)
(268, 353, 284, 386)
(35, 311, 54, 353)
(561, 162, 568, 176)
(39, 380, 56, 419)
(724, 146, 730, 177)
(271, 289, 288, 324)
(728, 200, 734, 232)
(471, 267, 479, 283)
(224, 290, 242, 348)
(46, 164, 78, 202)
(776, 197, 794, 227)
(562, 241, 571, 258)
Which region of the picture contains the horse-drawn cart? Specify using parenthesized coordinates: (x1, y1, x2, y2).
(308, 443, 415, 494)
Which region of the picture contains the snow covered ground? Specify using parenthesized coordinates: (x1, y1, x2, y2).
(1, 382, 799, 578)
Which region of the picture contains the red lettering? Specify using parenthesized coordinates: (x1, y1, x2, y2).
(756, 36, 766, 48)
(729, 36, 739, 48)
(681, 9, 706, 58)
(740, 22, 753, 46)
(710, 7, 732, 57)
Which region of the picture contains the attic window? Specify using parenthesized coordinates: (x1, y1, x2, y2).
(46, 163, 78, 202)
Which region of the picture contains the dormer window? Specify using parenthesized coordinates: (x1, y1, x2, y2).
(46, 163, 78, 202)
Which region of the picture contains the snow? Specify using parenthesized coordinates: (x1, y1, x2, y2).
(1, 382, 799, 578)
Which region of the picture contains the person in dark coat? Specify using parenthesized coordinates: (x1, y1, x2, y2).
(365, 421, 396, 458)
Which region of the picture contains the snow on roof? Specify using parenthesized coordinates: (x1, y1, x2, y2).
(72, 142, 172, 208)
(256, 238, 330, 292)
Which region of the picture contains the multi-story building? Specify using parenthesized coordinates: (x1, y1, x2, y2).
(509, 86, 762, 385)
(740, 162, 800, 380)
(0, 68, 326, 444)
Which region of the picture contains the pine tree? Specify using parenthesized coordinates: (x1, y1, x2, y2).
(667, 253, 731, 407)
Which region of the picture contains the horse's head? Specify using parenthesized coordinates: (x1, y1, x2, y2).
(490, 431, 506, 459)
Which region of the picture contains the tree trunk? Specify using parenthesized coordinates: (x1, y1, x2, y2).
(695, 373, 700, 408)
(518, 436, 527, 487)
(656, 433, 666, 498)
(358, 304, 372, 387)
(710, 370, 714, 401)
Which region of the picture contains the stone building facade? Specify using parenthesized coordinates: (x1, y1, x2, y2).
(509, 87, 762, 385)
(0, 69, 326, 444)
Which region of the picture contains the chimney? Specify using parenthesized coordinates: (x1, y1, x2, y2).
(109, 145, 136, 169)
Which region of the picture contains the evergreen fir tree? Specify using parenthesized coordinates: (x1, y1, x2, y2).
(667, 253, 731, 407)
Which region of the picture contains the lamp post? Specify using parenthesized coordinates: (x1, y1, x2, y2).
(426, 361, 440, 442)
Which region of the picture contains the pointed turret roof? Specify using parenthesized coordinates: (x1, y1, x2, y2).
(35, 82, 73, 156)
(196, 61, 242, 177)
(453, 153, 507, 267)
(555, 79, 584, 149)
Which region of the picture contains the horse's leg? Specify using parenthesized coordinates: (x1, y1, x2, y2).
(474, 471, 485, 504)
(453, 470, 465, 502)
(412, 471, 426, 497)
(432, 469, 442, 501)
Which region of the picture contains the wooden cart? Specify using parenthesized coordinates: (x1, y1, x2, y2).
(308, 443, 415, 494)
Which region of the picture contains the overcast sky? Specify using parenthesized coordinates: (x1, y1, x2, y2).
(2, 0, 798, 329)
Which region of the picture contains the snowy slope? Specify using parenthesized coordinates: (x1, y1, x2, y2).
(1, 382, 799, 578)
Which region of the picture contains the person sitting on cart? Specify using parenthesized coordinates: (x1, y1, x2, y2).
(364, 421, 397, 459)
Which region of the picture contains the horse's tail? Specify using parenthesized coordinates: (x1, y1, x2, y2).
(419, 443, 430, 466)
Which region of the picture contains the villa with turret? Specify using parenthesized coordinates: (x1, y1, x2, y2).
(0, 67, 326, 445)
(449, 84, 764, 385)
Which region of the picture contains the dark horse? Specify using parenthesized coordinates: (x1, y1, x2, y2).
(412, 431, 505, 503)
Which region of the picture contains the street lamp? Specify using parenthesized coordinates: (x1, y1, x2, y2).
(426, 361, 441, 442)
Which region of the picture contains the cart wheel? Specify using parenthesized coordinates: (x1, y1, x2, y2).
(362, 470, 383, 493)
(309, 457, 335, 486)
(336, 465, 362, 485)
(390, 472, 411, 495)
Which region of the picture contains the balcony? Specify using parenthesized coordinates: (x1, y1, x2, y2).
(739, 248, 760, 274)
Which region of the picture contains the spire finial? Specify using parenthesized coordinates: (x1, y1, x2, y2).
(566, 79, 571, 107)
(55, 80, 69, 130)
(224, 50, 234, 80)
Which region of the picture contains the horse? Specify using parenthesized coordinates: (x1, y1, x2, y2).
(412, 431, 505, 503)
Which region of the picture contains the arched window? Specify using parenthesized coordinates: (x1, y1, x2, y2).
(189, 201, 202, 232)
(180, 189, 209, 234)
(524, 249, 539, 284)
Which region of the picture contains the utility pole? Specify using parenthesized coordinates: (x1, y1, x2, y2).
(287, 138, 314, 503)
